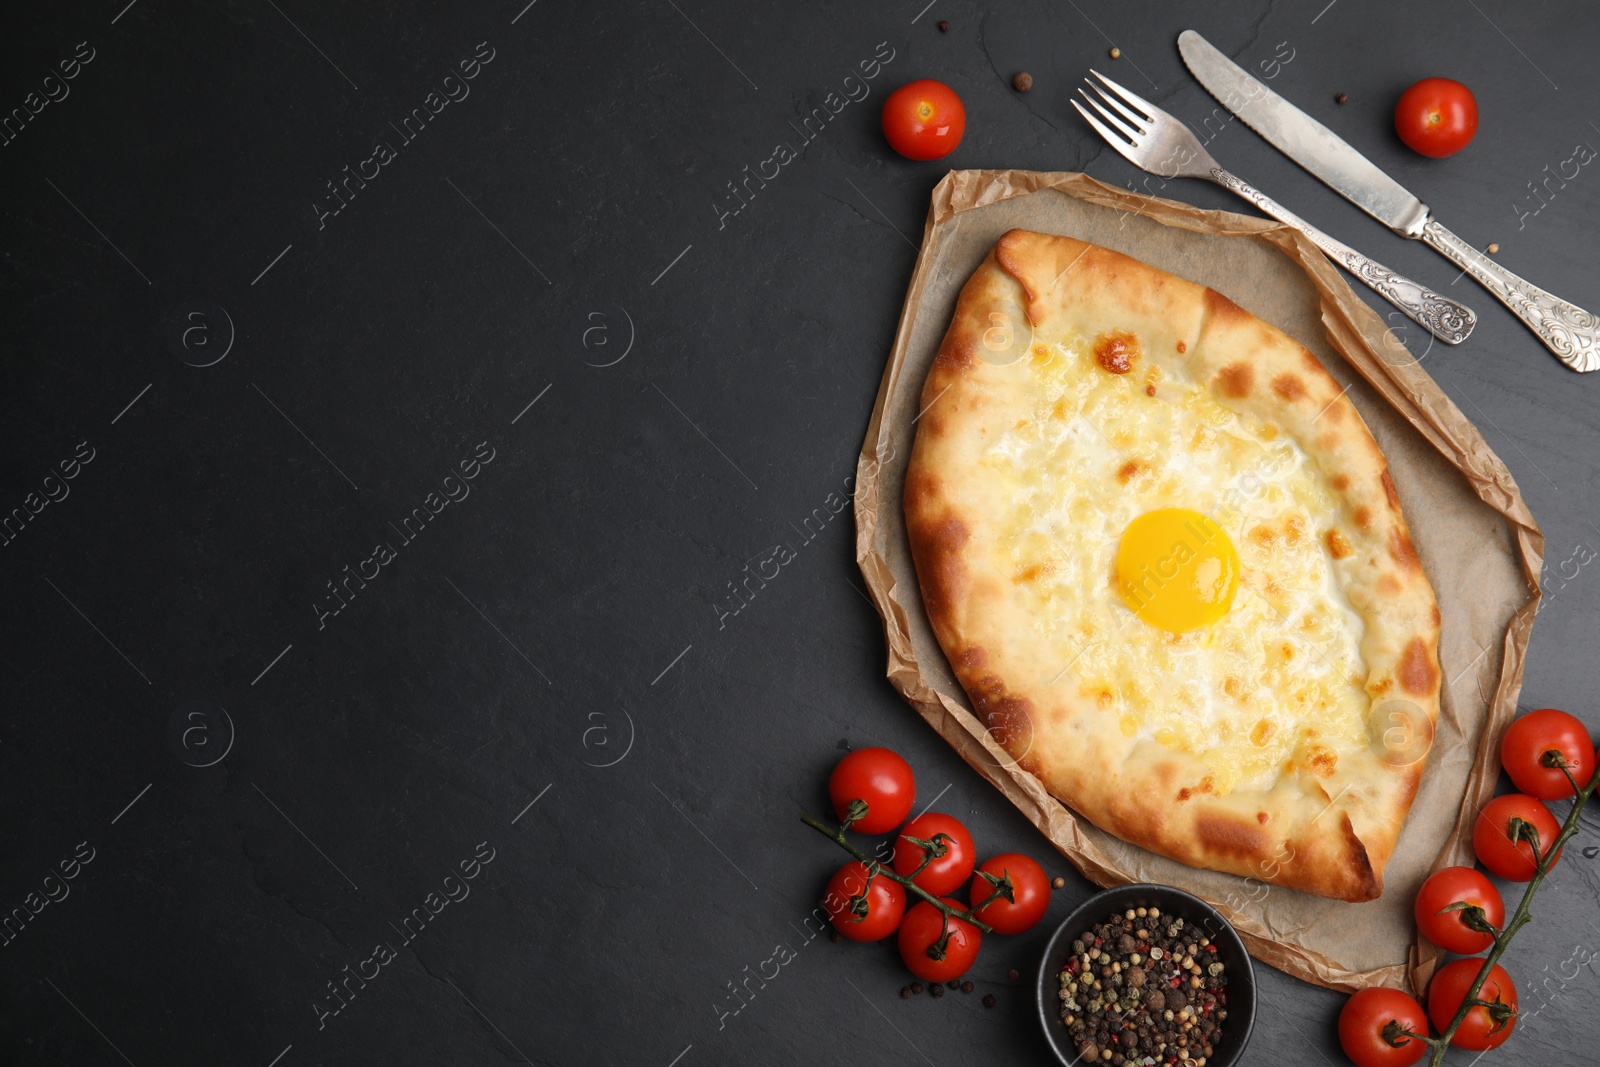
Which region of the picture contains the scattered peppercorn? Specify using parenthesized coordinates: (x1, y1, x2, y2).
(931, 983, 946, 998)
(961, 980, 976, 993)
(901, 986, 914, 999)
(983, 993, 998, 1008)
(1013, 71, 1034, 93)
(1052, 876, 1066, 889)
(830, 930, 844, 943)
(1109, 47, 1122, 59)
(938, 19, 949, 31)
(1009, 968, 1020, 982)
(1487, 243, 1501, 254)
(1336, 92, 1349, 105)
(947, 980, 961, 990)
(911, 982, 925, 995)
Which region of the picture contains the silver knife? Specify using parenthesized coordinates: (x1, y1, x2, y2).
(1179, 29, 1600, 373)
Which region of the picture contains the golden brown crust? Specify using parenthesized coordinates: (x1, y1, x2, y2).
(904, 230, 1442, 903)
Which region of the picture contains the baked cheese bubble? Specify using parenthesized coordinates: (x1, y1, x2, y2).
(1115, 508, 1240, 632)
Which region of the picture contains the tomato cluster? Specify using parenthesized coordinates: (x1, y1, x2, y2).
(822, 747, 1053, 981)
(1337, 707, 1595, 1065)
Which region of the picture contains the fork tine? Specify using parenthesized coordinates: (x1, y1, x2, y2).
(1075, 88, 1142, 145)
(1068, 101, 1145, 171)
(1090, 69, 1160, 121)
(1071, 100, 1144, 167)
(1083, 80, 1147, 134)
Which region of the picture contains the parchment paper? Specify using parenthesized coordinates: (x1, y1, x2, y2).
(852, 171, 1544, 993)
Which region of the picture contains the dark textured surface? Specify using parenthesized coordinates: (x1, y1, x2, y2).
(4, 2, 1598, 1065)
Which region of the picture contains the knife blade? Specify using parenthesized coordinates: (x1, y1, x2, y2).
(1177, 31, 1430, 237)
(1178, 29, 1600, 372)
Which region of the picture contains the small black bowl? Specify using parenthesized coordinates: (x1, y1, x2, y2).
(1036, 883, 1257, 1067)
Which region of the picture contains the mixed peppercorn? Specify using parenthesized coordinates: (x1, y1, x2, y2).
(1058, 907, 1228, 1066)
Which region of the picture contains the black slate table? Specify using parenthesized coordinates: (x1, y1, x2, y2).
(5, 2, 1599, 1065)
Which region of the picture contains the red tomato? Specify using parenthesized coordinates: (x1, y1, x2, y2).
(1337, 987, 1430, 1067)
(881, 79, 966, 161)
(1394, 78, 1478, 158)
(823, 861, 906, 942)
(829, 747, 916, 833)
(1427, 959, 1518, 1051)
(1473, 793, 1563, 881)
(969, 853, 1051, 935)
(1414, 866, 1504, 953)
(1501, 708, 1596, 799)
(896, 896, 982, 982)
(892, 813, 975, 895)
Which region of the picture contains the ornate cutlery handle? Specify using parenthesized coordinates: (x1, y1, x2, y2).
(1209, 168, 1476, 345)
(1420, 219, 1600, 372)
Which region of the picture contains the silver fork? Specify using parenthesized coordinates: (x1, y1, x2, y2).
(1073, 71, 1475, 345)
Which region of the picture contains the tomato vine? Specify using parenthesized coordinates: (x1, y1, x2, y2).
(1419, 755, 1599, 1064)
(800, 806, 996, 955)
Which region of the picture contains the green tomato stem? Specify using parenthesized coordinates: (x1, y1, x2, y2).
(970, 882, 1009, 916)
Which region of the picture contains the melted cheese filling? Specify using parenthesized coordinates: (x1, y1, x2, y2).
(984, 340, 1369, 796)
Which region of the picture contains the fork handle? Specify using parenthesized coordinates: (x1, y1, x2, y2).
(1419, 219, 1600, 372)
(1207, 168, 1475, 346)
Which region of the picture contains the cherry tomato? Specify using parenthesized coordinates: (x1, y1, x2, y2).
(896, 896, 982, 982)
(822, 861, 906, 942)
(1427, 959, 1518, 1051)
(969, 853, 1051, 935)
(1501, 708, 1596, 799)
(1337, 987, 1430, 1067)
(892, 812, 976, 895)
(1394, 77, 1478, 158)
(881, 79, 966, 161)
(828, 747, 916, 834)
(1472, 793, 1563, 881)
(1414, 866, 1504, 954)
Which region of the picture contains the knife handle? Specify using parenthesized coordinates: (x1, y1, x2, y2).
(1421, 219, 1600, 372)
(1208, 169, 1475, 346)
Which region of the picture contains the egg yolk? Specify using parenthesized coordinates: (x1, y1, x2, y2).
(1115, 508, 1240, 632)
